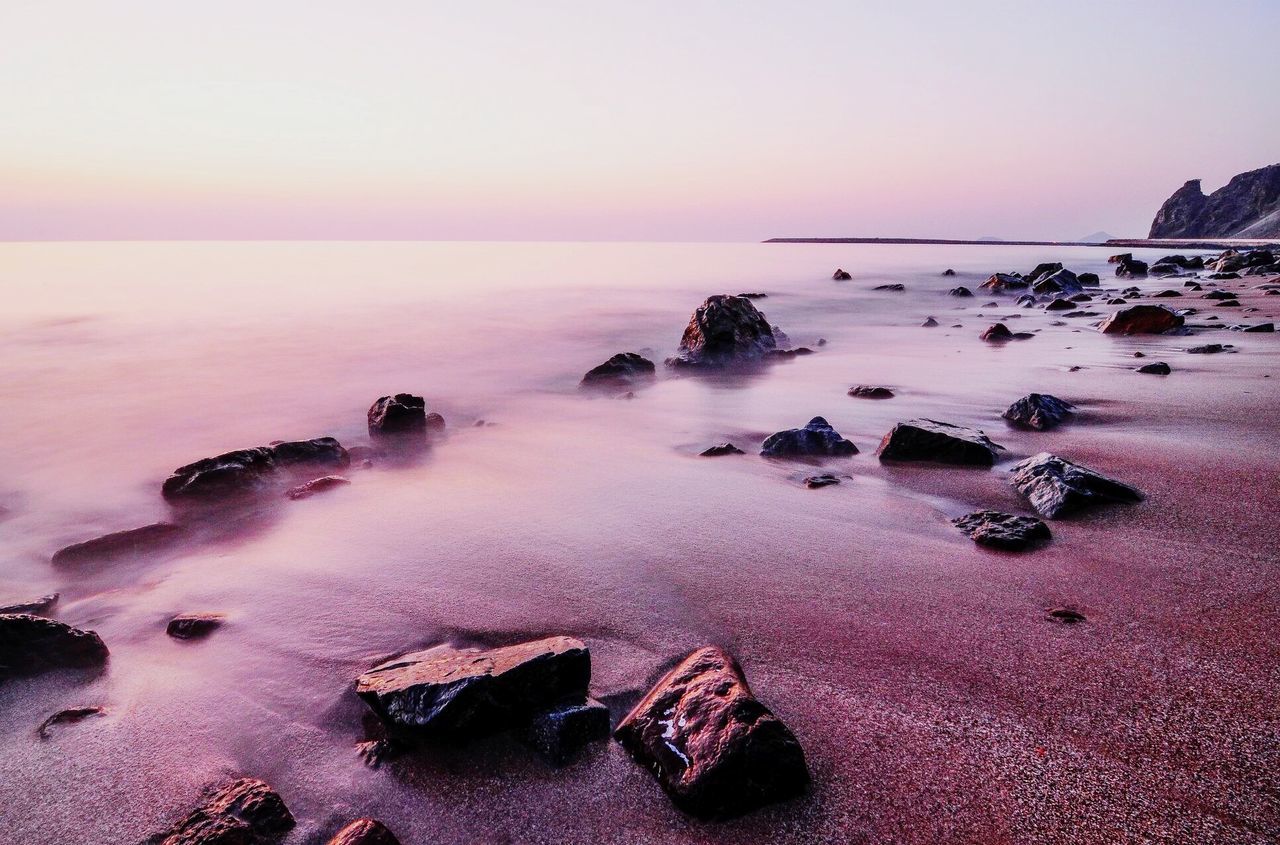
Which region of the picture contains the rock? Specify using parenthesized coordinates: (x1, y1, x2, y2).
(1016, 294, 1038, 307)
(1115, 257, 1148, 278)
(921, 317, 939, 327)
(286, 475, 351, 500)
(1047, 607, 1086, 624)
(873, 283, 905, 291)
(1009, 453, 1143, 518)
(765, 347, 814, 359)
(1069, 293, 1093, 302)
(876, 419, 1004, 466)
(1148, 165, 1280, 239)
(1137, 362, 1172, 375)
(1244, 323, 1276, 332)
(162, 449, 277, 501)
(942, 269, 957, 276)
(980, 323, 1031, 341)
(0, 614, 109, 676)
(355, 636, 590, 739)
(949, 286, 974, 297)
(1156, 255, 1205, 270)
(1187, 343, 1228, 354)
(1107, 298, 1127, 305)
(425, 412, 446, 432)
(368, 394, 428, 437)
(270, 437, 349, 468)
(1032, 269, 1082, 295)
(832, 269, 852, 280)
(613, 646, 809, 818)
(581, 353, 656, 388)
(804, 474, 840, 489)
(151, 777, 295, 845)
(667, 295, 778, 368)
(979, 273, 1028, 293)
(1150, 264, 1182, 278)
(1207, 272, 1241, 280)
(1202, 290, 1238, 300)
(167, 613, 225, 640)
(1078, 272, 1100, 286)
(1026, 262, 1063, 284)
(325, 819, 402, 845)
(521, 698, 610, 766)
(1045, 298, 1074, 312)
(1098, 305, 1183, 335)
(1108, 253, 1132, 264)
(738, 292, 768, 299)
(760, 417, 857, 458)
(0, 593, 59, 616)
(848, 385, 894, 399)
(1152, 289, 1182, 298)
(1215, 299, 1242, 307)
(699, 443, 744, 457)
(1185, 281, 1203, 290)
(1002, 394, 1074, 431)
(951, 510, 1051, 551)
(37, 706, 104, 739)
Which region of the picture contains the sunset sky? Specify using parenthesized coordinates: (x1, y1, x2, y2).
(3, 0, 1277, 241)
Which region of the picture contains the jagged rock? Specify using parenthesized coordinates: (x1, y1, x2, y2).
(161, 449, 277, 500)
(832, 269, 852, 280)
(952, 510, 1050, 551)
(1137, 362, 1172, 375)
(151, 777, 295, 845)
(355, 637, 590, 739)
(1150, 264, 1182, 278)
(614, 646, 809, 818)
(37, 706, 105, 739)
(0, 614, 108, 676)
(1115, 257, 1148, 278)
(286, 475, 351, 500)
(1149, 164, 1280, 238)
(667, 295, 778, 367)
(979, 273, 1028, 293)
(921, 317, 939, 327)
(53, 523, 188, 567)
(877, 419, 1004, 466)
(368, 394, 428, 437)
(0, 593, 59, 616)
(167, 613, 225, 640)
(1002, 394, 1074, 431)
(521, 698, 610, 766)
(1026, 262, 1063, 284)
(1156, 255, 1205, 270)
(760, 417, 857, 458)
(699, 443, 744, 457)
(1032, 268, 1082, 295)
(1016, 294, 1038, 307)
(848, 385, 894, 399)
(1009, 453, 1143, 518)
(581, 353, 656, 387)
(325, 819, 402, 845)
(873, 283, 905, 291)
(1098, 305, 1183, 335)
(949, 286, 973, 297)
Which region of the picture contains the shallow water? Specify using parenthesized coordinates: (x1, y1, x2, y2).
(1, 242, 1278, 844)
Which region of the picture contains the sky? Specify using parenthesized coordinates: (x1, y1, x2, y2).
(2, 0, 1278, 242)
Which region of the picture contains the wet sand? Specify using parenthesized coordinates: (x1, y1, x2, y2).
(0, 242, 1277, 844)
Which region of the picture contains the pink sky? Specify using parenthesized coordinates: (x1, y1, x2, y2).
(2, 1, 1277, 241)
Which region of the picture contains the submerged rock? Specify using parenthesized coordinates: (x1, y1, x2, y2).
(1187, 343, 1229, 354)
(952, 510, 1051, 551)
(325, 819, 402, 845)
(1002, 394, 1074, 431)
(1115, 257, 1149, 278)
(848, 385, 894, 399)
(0, 614, 108, 676)
(37, 706, 105, 739)
(1032, 268, 1082, 295)
(521, 697, 610, 766)
(942, 268, 957, 276)
(162, 448, 278, 501)
(1078, 272, 1100, 286)
(980, 323, 1032, 341)
(270, 437, 349, 468)
(699, 443, 744, 457)
(1098, 305, 1184, 335)
(355, 636, 590, 739)
(760, 417, 858, 458)
(803, 473, 840, 489)
(1045, 298, 1074, 311)
(286, 475, 351, 500)
(151, 777, 295, 845)
(832, 268, 852, 280)
(581, 352, 656, 388)
(979, 273, 1028, 293)
(368, 394, 428, 437)
(873, 283, 905, 291)
(667, 295, 779, 368)
(613, 645, 809, 818)
(877, 419, 1004, 466)
(949, 286, 974, 297)
(1137, 362, 1172, 375)
(0, 593, 59, 616)
(921, 317, 939, 327)
(1047, 607, 1086, 624)
(167, 613, 225, 640)
(1009, 453, 1143, 518)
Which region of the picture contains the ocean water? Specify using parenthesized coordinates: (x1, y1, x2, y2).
(1, 242, 1277, 844)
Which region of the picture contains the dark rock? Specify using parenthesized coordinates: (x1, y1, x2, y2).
(1047, 607, 1086, 624)
(1002, 394, 1074, 431)
(952, 510, 1050, 551)
(949, 286, 974, 297)
(521, 698, 610, 766)
(0, 593, 59, 616)
(765, 347, 814, 359)
(1202, 289, 1238, 300)
(873, 283, 905, 291)
(581, 353, 656, 387)
(699, 443, 744, 457)
(355, 637, 590, 739)
(848, 385, 894, 399)
(1243, 323, 1276, 332)
(1152, 289, 1182, 298)
(877, 419, 1004, 466)
(1107, 298, 1127, 305)
(1184, 281, 1203, 289)
(614, 645, 808, 819)
(979, 273, 1028, 292)
(921, 317, 939, 327)
(760, 417, 857, 458)
(1032, 268, 1082, 295)
(1215, 299, 1242, 307)
(1098, 305, 1183, 335)
(667, 295, 778, 368)
(832, 269, 852, 280)
(1108, 253, 1132, 264)
(804, 474, 840, 489)
(1156, 255, 1205, 270)
(1009, 453, 1143, 518)
(0, 614, 108, 676)
(1150, 264, 1182, 278)
(37, 706, 104, 739)
(325, 819, 402, 845)
(269, 437, 349, 468)
(161, 449, 277, 501)
(1045, 299, 1074, 311)
(1069, 293, 1093, 302)
(1207, 272, 1241, 280)
(1148, 165, 1280, 239)
(368, 394, 427, 437)
(286, 475, 351, 500)
(1115, 257, 1148, 278)
(980, 323, 1031, 341)
(1078, 272, 1100, 286)
(425, 412, 446, 432)
(151, 777, 295, 845)
(1187, 343, 1228, 354)
(738, 292, 768, 299)
(1137, 362, 1172, 375)
(1026, 262, 1062, 284)
(942, 269, 957, 276)
(167, 613, 225, 640)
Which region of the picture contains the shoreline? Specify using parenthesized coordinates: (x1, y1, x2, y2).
(764, 236, 1280, 249)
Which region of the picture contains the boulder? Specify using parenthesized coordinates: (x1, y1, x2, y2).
(979, 273, 1028, 293)
(1137, 362, 1172, 375)
(1098, 305, 1183, 335)
(368, 394, 428, 437)
(521, 697, 610, 766)
(760, 417, 857, 458)
(0, 593, 59, 616)
(52, 523, 188, 566)
(1152, 289, 1182, 298)
(613, 646, 809, 818)
(1243, 322, 1276, 332)
(1009, 453, 1143, 518)
(1078, 272, 1101, 286)
(832, 269, 852, 280)
(667, 295, 779, 368)
(151, 777, 295, 845)
(1187, 343, 1228, 354)
(1115, 257, 1148, 278)
(355, 636, 590, 739)
(699, 443, 744, 457)
(980, 323, 1031, 341)
(942, 269, 957, 276)
(921, 317, 939, 327)
(167, 613, 225, 640)
(952, 510, 1051, 551)
(1150, 264, 1182, 278)
(286, 475, 351, 500)
(581, 353, 656, 388)
(270, 437, 349, 468)
(1026, 262, 1063, 284)
(1045, 299, 1074, 312)
(325, 819, 402, 845)
(1032, 269, 1082, 295)
(162, 449, 277, 501)
(1202, 290, 1238, 300)
(949, 286, 974, 297)
(847, 385, 894, 399)
(1002, 394, 1074, 431)
(877, 419, 1004, 466)
(0, 614, 109, 676)
(1108, 253, 1132, 264)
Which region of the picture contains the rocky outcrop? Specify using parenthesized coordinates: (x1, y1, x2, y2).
(613, 646, 809, 818)
(1002, 394, 1074, 431)
(325, 819, 402, 845)
(667, 295, 779, 367)
(952, 510, 1051, 551)
(1098, 305, 1183, 335)
(0, 614, 108, 676)
(167, 613, 225, 640)
(877, 419, 1004, 466)
(760, 417, 857, 458)
(52, 523, 188, 566)
(1009, 453, 1143, 518)
(270, 438, 349, 468)
(1149, 164, 1280, 238)
(150, 777, 295, 845)
(581, 353, 656, 388)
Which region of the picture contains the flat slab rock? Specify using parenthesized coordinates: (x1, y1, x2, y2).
(286, 475, 350, 500)
(0, 593, 59, 616)
(614, 646, 809, 818)
(952, 510, 1051, 551)
(877, 419, 1004, 466)
(699, 443, 744, 457)
(355, 636, 590, 738)
(1010, 452, 1144, 518)
(167, 613, 226, 640)
(325, 819, 402, 845)
(52, 522, 188, 567)
(666, 295, 779, 367)
(760, 417, 857, 458)
(1002, 393, 1074, 431)
(0, 614, 109, 676)
(149, 777, 295, 845)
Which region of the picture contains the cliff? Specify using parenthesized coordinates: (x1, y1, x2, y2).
(1148, 163, 1280, 239)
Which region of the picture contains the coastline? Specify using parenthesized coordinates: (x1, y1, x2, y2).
(764, 236, 1280, 249)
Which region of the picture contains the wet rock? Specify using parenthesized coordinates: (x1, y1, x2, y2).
(1157, 255, 1205, 270)
(942, 269, 957, 276)
(521, 697, 610, 766)
(804, 474, 840, 489)
(738, 292, 767, 299)
(760, 417, 857, 458)
(951, 510, 1050, 551)
(1045, 298, 1074, 311)
(1098, 305, 1183, 335)
(0, 593, 59, 616)
(877, 419, 1004, 466)
(0, 614, 109, 676)
(325, 819, 402, 845)
(979, 273, 1028, 293)
(162, 449, 277, 501)
(151, 777, 295, 845)
(37, 706, 104, 739)
(1031, 268, 1082, 295)
(949, 286, 973, 297)
(1107, 298, 1127, 305)
(368, 394, 428, 437)
(1243, 322, 1276, 332)
(270, 437, 349, 469)
(355, 636, 590, 739)
(765, 347, 814, 360)
(1026, 262, 1063, 284)
(1047, 607, 1086, 624)
(1115, 257, 1149, 278)
(1002, 394, 1074, 431)
(425, 412, 446, 432)
(1137, 362, 1172, 375)
(1108, 253, 1132, 264)
(873, 283, 905, 291)
(614, 645, 809, 819)
(699, 443, 744, 457)
(581, 353, 656, 388)
(848, 385, 894, 399)
(1010, 453, 1143, 518)
(832, 269, 852, 280)
(1207, 271, 1240, 280)
(1078, 272, 1100, 286)
(980, 323, 1032, 341)
(667, 295, 779, 368)
(286, 475, 351, 500)
(1202, 290, 1237, 300)
(1069, 293, 1093, 302)
(1187, 343, 1229, 354)
(1150, 264, 1182, 278)
(921, 317, 939, 327)
(167, 613, 225, 640)
(1016, 293, 1038, 307)
(1215, 299, 1242, 307)
(1152, 289, 1182, 298)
